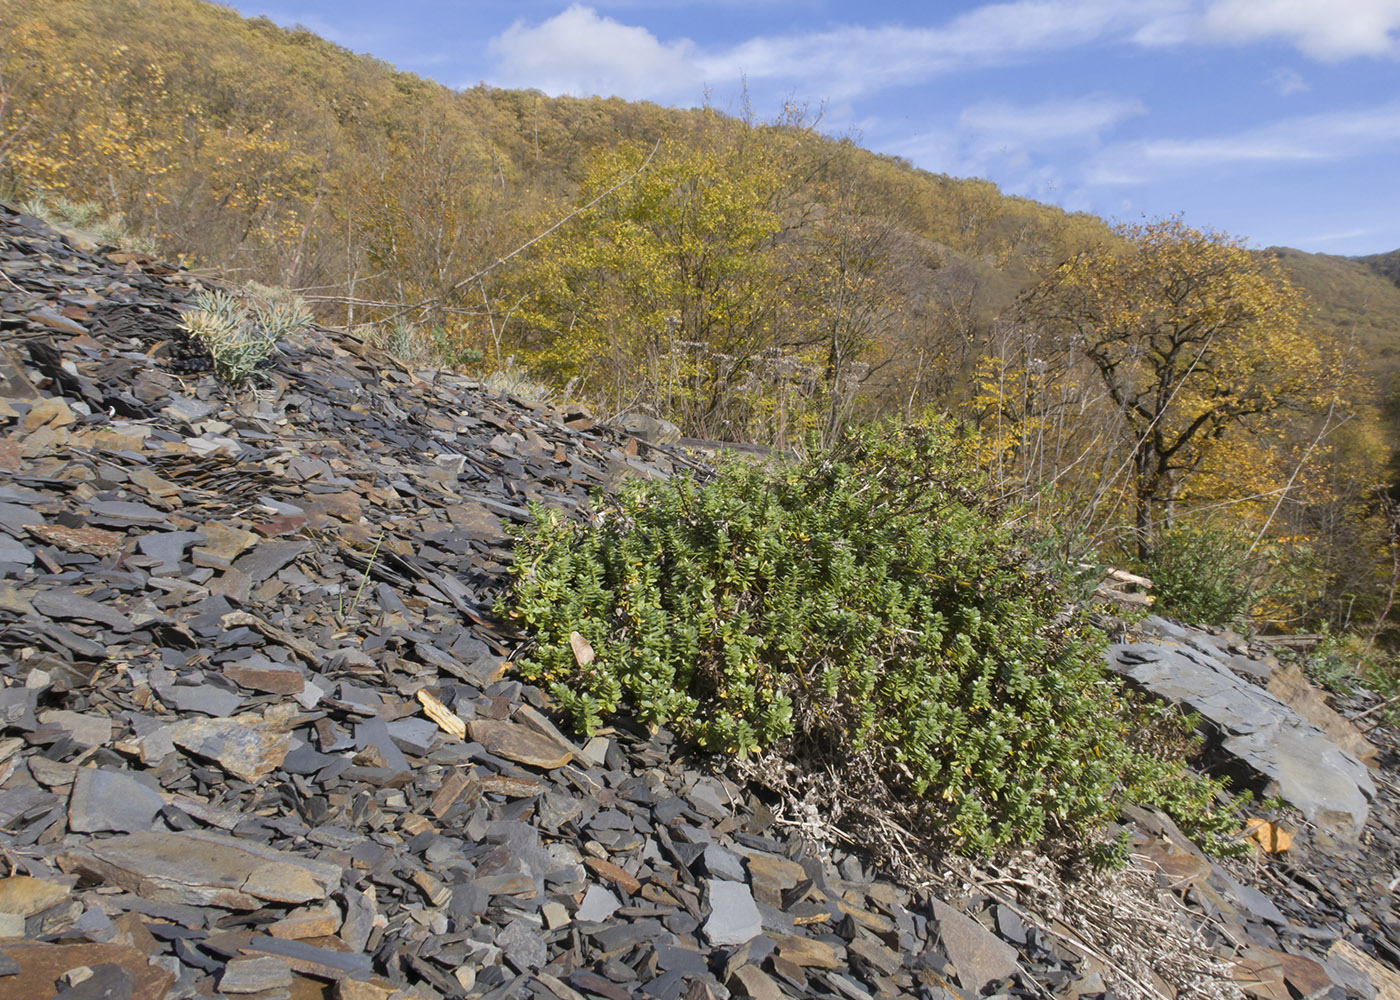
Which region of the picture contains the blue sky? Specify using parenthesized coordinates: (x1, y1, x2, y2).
(226, 0, 1400, 255)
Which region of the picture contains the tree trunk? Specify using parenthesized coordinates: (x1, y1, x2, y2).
(1135, 447, 1157, 562)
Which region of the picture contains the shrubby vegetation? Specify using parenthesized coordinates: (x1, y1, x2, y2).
(179, 284, 314, 384)
(503, 424, 1243, 856)
(3, 0, 1396, 809)
(1144, 524, 1260, 629)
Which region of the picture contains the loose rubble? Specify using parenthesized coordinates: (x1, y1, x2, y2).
(1, 201, 1398, 1000)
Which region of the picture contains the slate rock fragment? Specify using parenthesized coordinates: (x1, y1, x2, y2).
(1107, 641, 1375, 838)
(67, 768, 163, 833)
(168, 714, 292, 782)
(59, 830, 341, 909)
(0, 534, 34, 566)
(929, 899, 1019, 993)
(32, 590, 135, 632)
(0, 942, 172, 1000)
(136, 530, 202, 574)
(223, 661, 305, 695)
(704, 879, 763, 947)
(468, 718, 573, 769)
(38, 711, 113, 749)
(232, 539, 308, 584)
(0, 875, 70, 918)
(727, 964, 785, 1000)
(219, 955, 294, 993)
(240, 935, 375, 981)
(27, 523, 124, 557)
(576, 885, 623, 923)
(499, 919, 548, 972)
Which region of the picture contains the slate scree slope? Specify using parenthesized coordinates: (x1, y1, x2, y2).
(0, 200, 1397, 1000)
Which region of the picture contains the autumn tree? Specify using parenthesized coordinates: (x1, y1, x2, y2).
(518, 129, 792, 438)
(1024, 218, 1326, 558)
(1, 24, 176, 224)
(349, 95, 515, 322)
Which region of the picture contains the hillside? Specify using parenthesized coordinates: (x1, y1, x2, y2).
(0, 0, 1106, 288)
(1358, 249, 1400, 289)
(3, 199, 1400, 1000)
(4, 0, 1393, 425)
(4, 0, 1400, 638)
(1271, 246, 1400, 402)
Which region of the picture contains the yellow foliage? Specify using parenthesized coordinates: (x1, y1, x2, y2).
(1025, 218, 1332, 556)
(515, 130, 791, 438)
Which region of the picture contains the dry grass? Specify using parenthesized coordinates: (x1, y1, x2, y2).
(736, 750, 1242, 1000)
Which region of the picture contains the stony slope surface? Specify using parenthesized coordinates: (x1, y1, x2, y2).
(0, 201, 1398, 1000)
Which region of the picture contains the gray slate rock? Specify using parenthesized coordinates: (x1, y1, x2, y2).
(930, 898, 1019, 993)
(51, 962, 135, 1000)
(1108, 640, 1375, 838)
(137, 531, 203, 573)
(616, 413, 682, 445)
(68, 768, 163, 834)
(218, 955, 293, 993)
(698, 844, 747, 881)
(231, 540, 308, 585)
(688, 778, 731, 821)
(85, 500, 167, 525)
(32, 590, 135, 632)
(498, 918, 548, 971)
(0, 534, 35, 565)
(704, 879, 762, 946)
(577, 884, 623, 923)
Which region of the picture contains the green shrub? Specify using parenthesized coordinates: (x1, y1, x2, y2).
(1297, 628, 1398, 726)
(1298, 626, 1366, 694)
(180, 285, 314, 384)
(1144, 523, 1258, 628)
(503, 422, 1240, 855)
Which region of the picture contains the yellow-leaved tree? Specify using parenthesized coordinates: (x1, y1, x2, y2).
(516, 128, 792, 439)
(1023, 218, 1331, 559)
(1, 24, 175, 224)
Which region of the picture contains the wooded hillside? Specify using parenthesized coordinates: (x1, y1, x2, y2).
(4, 0, 1400, 644)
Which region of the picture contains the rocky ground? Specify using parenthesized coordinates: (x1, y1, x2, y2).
(0, 200, 1397, 1000)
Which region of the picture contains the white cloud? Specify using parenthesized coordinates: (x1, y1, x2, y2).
(1201, 0, 1400, 60)
(1301, 226, 1377, 245)
(488, 1, 1177, 104)
(877, 94, 1142, 207)
(1132, 0, 1400, 59)
(701, 0, 1170, 99)
(1265, 67, 1308, 95)
(959, 94, 1146, 143)
(485, 2, 1398, 117)
(488, 4, 701, 100)
(1085, 101, 1400, 183)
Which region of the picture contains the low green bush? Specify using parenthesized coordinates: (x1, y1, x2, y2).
(503, 423, 1239, 855)
(1295, 628, 1399, 725)
(1143, 523, 1258, 628)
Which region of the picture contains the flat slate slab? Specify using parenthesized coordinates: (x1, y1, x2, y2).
(0, 941, 174, 1000)
(67, 768, 163, 833)
(59, 830, 341, 909)
(930, 898, 1020, 993)
(0, 876, 70, 918)
(704, 879, 763, 946)
(468, 718, 573, 769)
(1108, 642, 1375, 838)
(168, 715, 293, 782)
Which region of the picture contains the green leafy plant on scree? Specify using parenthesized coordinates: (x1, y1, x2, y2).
(502, 422, 1241, 856)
